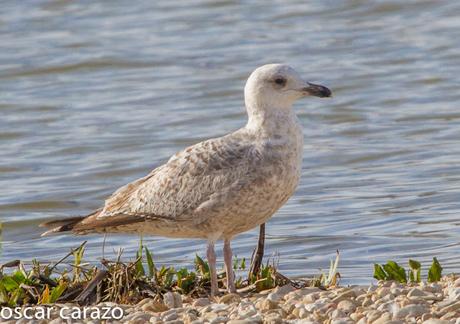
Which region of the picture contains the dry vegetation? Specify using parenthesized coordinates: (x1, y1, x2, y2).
(0, 240, 321, 307)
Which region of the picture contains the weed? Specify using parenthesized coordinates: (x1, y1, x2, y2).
(373, 258, 443, 283)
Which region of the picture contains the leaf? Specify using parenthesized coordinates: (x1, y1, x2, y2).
(164, 268, 175, 288)
(408, 259, 421, 283)
(73, 245, 85, 266)
(233, 256, 237, 270)
(0, 283, 9, 304)
(323, 251, 340, 287)
(428, 257, 443, 282)
(72, 243, 86, 282)
(40, 284, 50, 304)
(144, 246, 155, 278)
(135, 250, 145, 277)
(1, 276, 19, 292)
(373, 264, 387, 280)
(194, 254, 209, 278)
(408, 259, 421, 270)
(9, 287, 22, 307)
(383, 261, 407, 283)
(138, 237, 144, 258)
(176, 268, 196, 293)
(254, 265, 275, 291)
(50, 281, 67, 303)
(156, 266, 175, 288)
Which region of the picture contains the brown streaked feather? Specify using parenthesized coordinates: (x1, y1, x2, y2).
(40, 216, 85, 236)
(98, 133, 257, 223)
(71, 212, 145, 233)
(100, 168, 162, 216)
(39, 216, 88, 228)
(40, 209, 102, 236)
(40, 208, 156, 235)
(40, 131, 261, 237)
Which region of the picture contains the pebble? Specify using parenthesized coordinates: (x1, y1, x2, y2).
(268, 283, 296, 301)
(439, 300, 460, 313)
(193, 297, 211, 308)
(260, 298, 279, 310)
(142, 300, 169, 313)
(164, 291, 183, 309)
(408, 287, 428, 297)
(23, 275, 460, 324)
(163, 312, 178, 321)
(264, 312, 283, 324)
(331, 319, 353, 324)
(332, 289, 356, 303)
(337, 299, 356, 313)
(440, 311, 458, 320)
(219, 293, 241, 304)
(330, 309, 346, 319)
(209, 316, 229, 323)
(394, 304, 427, 319)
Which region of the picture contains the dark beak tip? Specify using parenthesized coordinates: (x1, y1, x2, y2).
(305, 82, 332, 98)
(323, 88, 332, 98)
(316, 85, 332, 98)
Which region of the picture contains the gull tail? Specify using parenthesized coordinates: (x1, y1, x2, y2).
(39, 209, 102, 236)
(39, 208, 145, 236)
(40, 216, 86, 236)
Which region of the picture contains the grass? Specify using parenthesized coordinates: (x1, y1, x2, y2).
(0, 240, 294, 307)
(318, 250, 341, 288)
(0, 240, 448, 308)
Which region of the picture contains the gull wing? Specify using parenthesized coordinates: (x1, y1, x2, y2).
(96, 132, 262, 225)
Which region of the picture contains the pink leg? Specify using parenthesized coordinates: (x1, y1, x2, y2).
(223, 239, 236, 293)
(207, 241, 218, 296)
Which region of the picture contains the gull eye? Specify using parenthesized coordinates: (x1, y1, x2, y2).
(274, 78, 286, 86)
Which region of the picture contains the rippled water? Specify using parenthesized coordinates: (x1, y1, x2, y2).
(1, 0, 460, 284)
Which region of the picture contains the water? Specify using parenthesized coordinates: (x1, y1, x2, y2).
(1, 0, 460, 285)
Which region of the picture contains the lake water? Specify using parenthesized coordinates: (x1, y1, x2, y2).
(1, 0, 460, 285)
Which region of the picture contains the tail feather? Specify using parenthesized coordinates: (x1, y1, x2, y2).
(40, 208, 146, 236)
(40, 209, 102, 237)
(40, 216, 85, 237)
(40, 216, 86, 228)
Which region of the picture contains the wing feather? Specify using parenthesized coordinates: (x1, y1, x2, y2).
(98, 132, 260, 223)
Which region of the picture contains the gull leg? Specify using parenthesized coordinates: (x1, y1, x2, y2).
(223, 239, 236, 293)
(249, 223, 265, 279)
(206, 241, 218, 296)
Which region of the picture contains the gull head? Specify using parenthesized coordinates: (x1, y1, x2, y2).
(244, 64, 331, 112)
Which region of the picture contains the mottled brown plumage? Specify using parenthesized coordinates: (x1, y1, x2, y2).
(40, 64, 331, 295)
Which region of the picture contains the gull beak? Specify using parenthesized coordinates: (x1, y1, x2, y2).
(302, 82, 332, 98)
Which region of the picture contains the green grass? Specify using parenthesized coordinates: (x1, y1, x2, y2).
(0, 240, 288, 307)
(0, 241, 448, 307)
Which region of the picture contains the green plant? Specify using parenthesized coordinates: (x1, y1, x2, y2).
(374, 261, 407, 283)
(321, 250, 341, 287)
(135, 239, 145, 277)
(233, 256, 246, 271)
(144, 246, 155, 278)
(254, 263, 276, 291)
(374, 258, 443, 283)
(428, 257, 443, 282)
(72, 241, 87, 282)
(409, 259, 421, 283)
(176, 268, 196, 294)
(194, 254, 210, 279)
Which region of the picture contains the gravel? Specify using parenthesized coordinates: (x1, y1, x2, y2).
(3, 275, 460, 323)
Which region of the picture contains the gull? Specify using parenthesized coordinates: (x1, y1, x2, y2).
(41, 64, 331, 296)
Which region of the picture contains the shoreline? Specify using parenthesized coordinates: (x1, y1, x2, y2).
(2, 275, 459, 324)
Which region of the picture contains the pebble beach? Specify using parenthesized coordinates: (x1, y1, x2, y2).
(4, 275, 460, 324)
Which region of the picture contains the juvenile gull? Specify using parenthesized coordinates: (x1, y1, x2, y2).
(41, 64, 331, 295)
